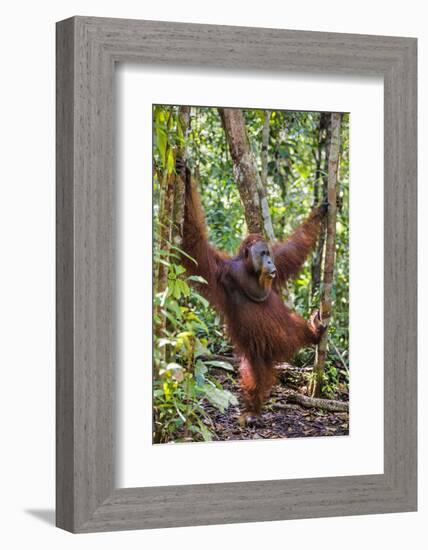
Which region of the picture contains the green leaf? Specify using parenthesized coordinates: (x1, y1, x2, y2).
(194, 363, 207, 386)
(177, 279, 190, 297)
(192, 292, 209, 309)
(167, 147, 175, 175)
(162, 309, 179, 327)
(171, 281, 182, 299)
(194, 339, 210, 358)
(156, 127, 167, 165)
(187, 275, 208, 284)
(166, 300, 182, 319)
(203, 384, 238, 412)
(157, 337, 174, 348)
(204, 360, 235, 371)
(170, 245, 197, 264)
(197, 421, 213, 441)
(173, 401, 186, 421)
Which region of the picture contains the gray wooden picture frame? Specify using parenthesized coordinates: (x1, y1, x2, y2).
(56, 16, 417, 533)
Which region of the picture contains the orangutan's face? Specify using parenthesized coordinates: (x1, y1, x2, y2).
(249, 240, 276, 279)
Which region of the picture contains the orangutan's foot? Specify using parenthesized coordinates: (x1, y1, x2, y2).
(239, 413, 264, 428)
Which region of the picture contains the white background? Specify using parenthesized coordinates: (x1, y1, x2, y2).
(118, 67, 384, 487)
(0, 1, 425, 549)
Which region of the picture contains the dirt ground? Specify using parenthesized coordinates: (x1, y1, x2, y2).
(203, 365, 349, 441)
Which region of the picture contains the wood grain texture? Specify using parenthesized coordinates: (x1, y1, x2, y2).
(56, 16, 417, 533)
(56, 18, 75, 531)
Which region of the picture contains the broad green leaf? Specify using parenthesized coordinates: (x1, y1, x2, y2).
(167, 148, 175, 175)
(197, 422, 213, 441)
(156, 127, 167, 165)
(192, 292, 209, 309)
(203, 384, 238, 412)
(157, 337, 174, 348)
(204, 360, 235, 372)
(194, 363, 207, 387)
(187, 275, 208, 284)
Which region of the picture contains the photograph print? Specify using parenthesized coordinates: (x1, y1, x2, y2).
(153, 105, 349, 444)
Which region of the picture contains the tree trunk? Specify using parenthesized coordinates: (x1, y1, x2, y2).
(172, 106, 191, 246)
(155, 107, 191, 342)
(309, 112, 342, 398)
(261, 110, 271, 188)
(155, 169, 175, 304)
(311, 113, 329, 298)
(219, 108, 275, 241)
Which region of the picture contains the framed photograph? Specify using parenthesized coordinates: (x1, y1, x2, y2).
(56, 16, 417, 532)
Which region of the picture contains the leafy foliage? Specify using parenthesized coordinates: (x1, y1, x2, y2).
(153, 257, 238, 443)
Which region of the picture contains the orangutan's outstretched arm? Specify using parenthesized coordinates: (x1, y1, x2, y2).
(272, 204, 327, 285)
(177, 157, 229, 304)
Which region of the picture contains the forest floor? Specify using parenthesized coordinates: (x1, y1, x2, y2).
(203, 363, 349, 441)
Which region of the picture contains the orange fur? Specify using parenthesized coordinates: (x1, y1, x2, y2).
(178, 157, 325, 418)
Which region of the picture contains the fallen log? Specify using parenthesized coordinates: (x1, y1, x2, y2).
(269, 403, 301, 411)
(276, 363, 314, 372)
(287, 391, 349, 413)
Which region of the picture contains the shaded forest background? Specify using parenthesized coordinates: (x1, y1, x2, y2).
(153, 105, 349, 444)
